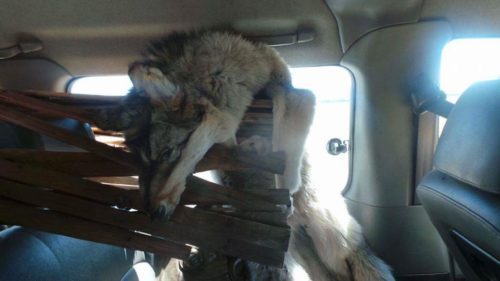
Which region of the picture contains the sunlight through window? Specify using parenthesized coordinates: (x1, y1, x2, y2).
(440, 38, 500, 99)
(439, 38, 500, 133)
(70, 76, 132, 96)
(290, 67, 352, 197)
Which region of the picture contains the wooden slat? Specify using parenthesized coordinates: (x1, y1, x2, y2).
(0, 105, 139, 170)
(0, 179, 285, 266)
(2, 90, 273, 116)
(0, 146, 285, 176)
(0, 90, 97, 124)
(236, 127, 273, 139)
(241, 189, 290, 205)
(89, 176, 139, 188)
(91, 175, 291, 210)
(248, 99, 273, 109)
(239, 123, 273, 132)
(8, 90, 122, 105)
(0, 91, 283, 175)
(184, 176, 290, 209)
(0, 149, 136, 177)
(171, 206, 289, 251)
(0, 197, 191, 259)
(0, 160, 289, 250)
(89, 175, 291, 211)
(92, 127, 126, 136)
(0, 154, 288, 207)
(241, 112, 273, 124)
(0, 159, 142, 210)
(7, 90, 272, 110)
(0, 91, 275, 139)
(0, 90, 290, 266)
(209, 207, 288, 228)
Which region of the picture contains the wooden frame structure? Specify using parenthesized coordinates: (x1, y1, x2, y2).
(0, 90, 290, 267)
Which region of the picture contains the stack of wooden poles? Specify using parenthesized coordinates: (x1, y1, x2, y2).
(0, 90, 290, 267)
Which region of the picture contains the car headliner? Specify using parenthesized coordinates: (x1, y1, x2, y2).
(0, 0, 500, 75)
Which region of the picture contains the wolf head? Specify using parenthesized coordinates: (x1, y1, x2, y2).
(125, 62, 205, 217)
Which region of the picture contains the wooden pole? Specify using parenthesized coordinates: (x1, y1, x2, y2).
(0, 179, 286, 266)
(184, 176, 289, 210)
(0, 159, 142, 210)
(0, 158, 289, 208)
(0, 149, 136, 177)
(0, 90, 98, 124)
(0, 146, 285, 175)
(0, 161, 290, 249)
(0, 89, 289, 266)
(0, 197, 191, 259)
(0, 105, 139, 170)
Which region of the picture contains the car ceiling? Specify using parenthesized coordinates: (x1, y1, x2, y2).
(1, 0, 500, 76)
(0, 0, 342, 75)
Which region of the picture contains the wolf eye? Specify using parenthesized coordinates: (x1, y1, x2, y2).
(160, 148, 173, 161)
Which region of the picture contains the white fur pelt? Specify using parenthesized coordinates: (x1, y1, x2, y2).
(273, 89, 395, 281)
(287, 163, 395, 281)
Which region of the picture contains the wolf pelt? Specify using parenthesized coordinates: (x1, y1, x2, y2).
(93, 30, 394, 280)
(287, 161, 395, 281)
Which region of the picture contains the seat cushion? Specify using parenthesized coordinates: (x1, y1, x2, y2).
(418, 171, 500, 279)
(0, 227, 134, 281)
(0, 122, 44, 149)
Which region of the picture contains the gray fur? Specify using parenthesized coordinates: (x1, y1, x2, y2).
(288, 160, 395, 281)
(93, 30, 395, 280)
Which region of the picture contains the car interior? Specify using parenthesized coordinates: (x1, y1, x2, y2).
(0, 0, 499, 280)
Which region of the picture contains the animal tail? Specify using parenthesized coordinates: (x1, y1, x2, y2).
(346, 241, 395, 281)
(292, 164, 395, 281)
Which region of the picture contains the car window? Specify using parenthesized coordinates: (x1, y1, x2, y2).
(290, 67, 352, 196)
(69, 66, 353, 196)
(69, 76, 133, 96)
(439, 38, 500, 133)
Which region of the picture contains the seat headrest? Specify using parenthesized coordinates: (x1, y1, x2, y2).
(434, 80, 500, 194)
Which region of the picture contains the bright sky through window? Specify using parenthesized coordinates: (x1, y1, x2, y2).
(70, 67, 353, 100)
(291, 66, 352, 102)
(440, 38, 500, 99)
(70, 76, 133, 96)
(291, 67, 352, 197)
(439, 38, 500, 133)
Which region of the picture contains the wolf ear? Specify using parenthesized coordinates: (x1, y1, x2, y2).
(128, 62, 178, 107)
